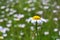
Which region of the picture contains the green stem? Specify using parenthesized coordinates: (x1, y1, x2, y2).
(36, 21, 38, 40)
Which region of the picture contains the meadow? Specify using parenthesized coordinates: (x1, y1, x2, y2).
(0, 0, 60, 40)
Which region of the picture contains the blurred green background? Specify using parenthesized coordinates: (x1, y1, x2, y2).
(0, 0, 60, 40)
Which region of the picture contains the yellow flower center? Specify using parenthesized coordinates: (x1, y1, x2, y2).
(32, 16, 41, 20)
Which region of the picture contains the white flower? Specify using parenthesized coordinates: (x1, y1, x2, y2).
(6, 23, 11, 27)
(37, 26, 41, 30)
(54, 28, 58, 32)
(0, 19, 4, 22)
(43, 6, 49, 9)
(13, 14, 24, 21)
(36, 11, 43, 15)
(59, 31, 60, 35)
(20, 32, 24, 36)
(13, 18, 20, 21)
(9, 0, 13, 2)
(5, 8, 10, 12)
(27, 0, 32, 4)
(1, 6, 6, 9)
(18, 24, 25, 28)
(0, 26, 9, 33)
(23, 7, 28, 11)
(56, 38, 60, 40)
(53, 18, 58, 21)
(56, 6, 60, 9)
(44, 31, 49, 35)
(42, 0, 50, 5)
(30, 26, 34, 31)
(32, 36, 34, 40)
(7, 20, 12, 23)
(31, 7, 35, 10)
(27, 8, 31, 12)
(26, 16, 48, 25)
(53, 10, 57, 13)
(3, 33, 7, 37)
(13, 14, 24, 19)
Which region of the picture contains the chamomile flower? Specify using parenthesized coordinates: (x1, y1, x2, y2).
(26, 16, 48, 25)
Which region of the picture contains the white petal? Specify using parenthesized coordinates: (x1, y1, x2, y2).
(26, 17, 32, 23)
(26, 19, 30, 23)
(41, 18, 48, 22)
(31, 20, 36, 25)
(37, 20, 43, 24)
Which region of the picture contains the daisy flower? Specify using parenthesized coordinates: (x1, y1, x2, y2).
(26, 16, 48, 25)
(26, 15, 48, 40)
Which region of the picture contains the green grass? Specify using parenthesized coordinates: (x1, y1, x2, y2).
(0, 0, 60, 40)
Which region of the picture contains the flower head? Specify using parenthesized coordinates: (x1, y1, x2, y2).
(26, 16, 48, 25)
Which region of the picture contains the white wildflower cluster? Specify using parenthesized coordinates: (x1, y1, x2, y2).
(0, 26, 10, 39)
(43, 6, 49, 9)
(41, 0, 50, 5)
(18, 24, 25, 28)
(6, 0, 19, 3)
(36, 11, 43, 15)
(0, 26, 9, 33)
(7, 9, 17, 16)
(23, 7, 35, 12)
(26, 0, 36, 4)
(23, 0, 36, 12)
(40, 5, 49, 9)
(0, 0, 60, 40)
(13, 14, 24, 21)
